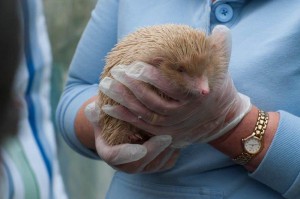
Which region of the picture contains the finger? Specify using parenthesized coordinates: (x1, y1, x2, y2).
(115, 135, 172, 173)
(96, 139, 147, 165)
(125, 61, 200, 100)
(95, 132, 147, 165)
(84, 101, 101, 125)
(110, 64, 184, 114)
(101, 104, 194, 136)
(85, 97, 192, 129)
(100, 77, 173, 124)
(101, 105, 183, 134)
(99, 77, 148, 113)
(102, 103, 176, 127)
(136, 135, 172, 172)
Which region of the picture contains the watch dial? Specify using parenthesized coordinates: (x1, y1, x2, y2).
(244, 137, 261, 154)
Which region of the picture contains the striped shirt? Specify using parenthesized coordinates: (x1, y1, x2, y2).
(0, 0, 67, 198)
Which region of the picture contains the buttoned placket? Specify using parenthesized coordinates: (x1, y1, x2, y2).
(210, 0, 247, 28)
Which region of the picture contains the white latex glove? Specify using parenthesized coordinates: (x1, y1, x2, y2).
(84, 102, 180, 173)
(99, 26, 251, 147)
(100, 62, 251, 147)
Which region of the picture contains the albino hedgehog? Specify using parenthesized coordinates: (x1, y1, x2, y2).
(98, 24, 231, 146)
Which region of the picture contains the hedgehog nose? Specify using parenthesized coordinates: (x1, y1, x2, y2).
(201, 88, 209, 95)
(196, 75, 210, 96)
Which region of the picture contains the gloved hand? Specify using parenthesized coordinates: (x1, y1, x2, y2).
(100, 63, 251, 147)
(99, 27, 251, 147)
(84, 101, 180, 173)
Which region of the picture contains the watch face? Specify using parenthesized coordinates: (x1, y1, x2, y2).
(243, 136, 262, 155)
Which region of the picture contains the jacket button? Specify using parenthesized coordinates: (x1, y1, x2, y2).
(215, 3, 234, 23)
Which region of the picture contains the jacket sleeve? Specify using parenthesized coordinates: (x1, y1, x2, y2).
(55, 0, 119, 159)
(250, 111, 300, 199)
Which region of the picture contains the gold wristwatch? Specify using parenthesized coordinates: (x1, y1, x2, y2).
(233, 110, 269, 165)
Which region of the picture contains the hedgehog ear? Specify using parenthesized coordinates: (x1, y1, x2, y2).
(209, 25, 232, 63)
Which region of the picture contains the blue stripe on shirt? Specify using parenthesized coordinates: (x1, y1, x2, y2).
(21, 0, 53, 193)
(2, 160, 14, 199)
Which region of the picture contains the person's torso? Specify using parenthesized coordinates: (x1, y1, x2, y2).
(106, 0, 300, 198)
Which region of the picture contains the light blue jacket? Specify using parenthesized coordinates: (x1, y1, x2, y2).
(56, 0, 300, 198)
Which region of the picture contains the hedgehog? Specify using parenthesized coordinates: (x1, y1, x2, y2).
(98, 24, 231, 146)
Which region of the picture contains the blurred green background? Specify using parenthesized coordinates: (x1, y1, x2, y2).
(43, 0, 114, 199)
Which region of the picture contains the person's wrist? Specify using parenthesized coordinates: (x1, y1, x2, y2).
(209, 106, 259, 162)
(209, 106, 279, 171)
(201, 93, 251, 143)
(210, 105, 257, 144)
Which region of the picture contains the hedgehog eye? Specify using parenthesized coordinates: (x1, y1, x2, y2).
(177, 66, 185, 73)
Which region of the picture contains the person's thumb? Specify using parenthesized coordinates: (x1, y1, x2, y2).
(84, 101, 101, 125)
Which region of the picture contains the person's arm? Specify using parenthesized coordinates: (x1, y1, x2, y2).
(56, 0, 180, 173)
(212, 107, 300, 198)
(56, 0, 119, 158)
(250, 111, 300, 199)
(210, 106, 279, 172)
